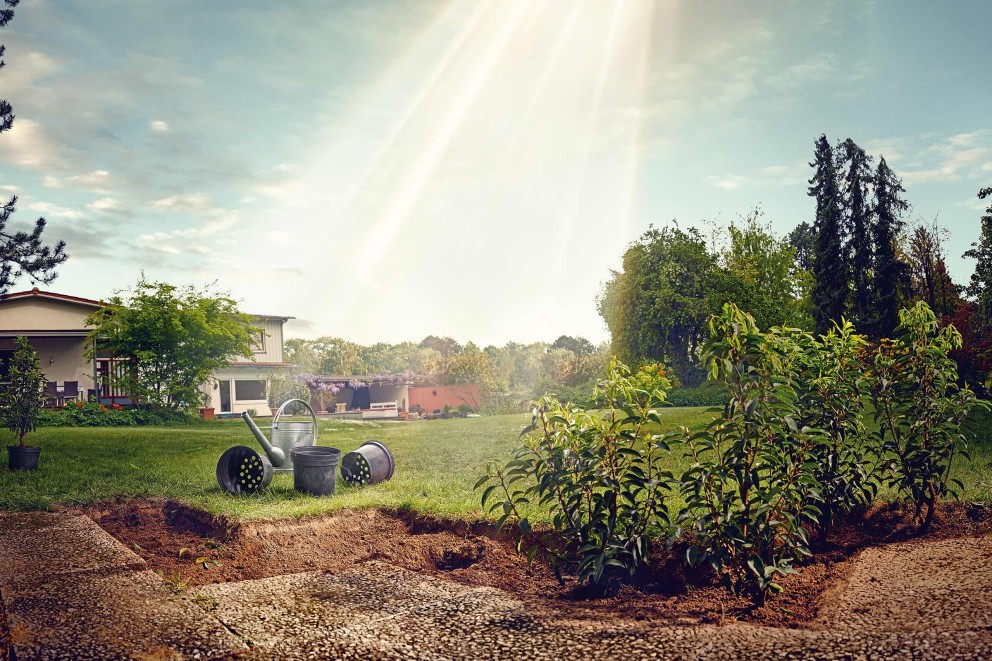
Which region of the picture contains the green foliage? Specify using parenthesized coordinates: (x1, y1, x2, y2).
(713, 211, 811, 330)
(478, 359, 675, 590)
(793, 320, 877, 537)
(869, 302, 989, 529)
(598, 225, 718, 386)
(85, 277, 258, 413)
(870, 157, 910, 339)
(266, 373, 308, 409)
(36, 401, 194, 427)
(809, 134, 848, 335)
(838, 138, 875, 331)
(964, 187, 992, 330)
(675, 305, 820, 603)
(1, 336, 47, 445)
(664, 385, 728, 408)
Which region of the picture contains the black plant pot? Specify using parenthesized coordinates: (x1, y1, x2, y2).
(7, 445, 41, 471)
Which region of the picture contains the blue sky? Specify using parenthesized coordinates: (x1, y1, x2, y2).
(2, 1, 989, 345)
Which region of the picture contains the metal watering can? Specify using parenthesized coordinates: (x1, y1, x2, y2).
(242, 398, 318, 474)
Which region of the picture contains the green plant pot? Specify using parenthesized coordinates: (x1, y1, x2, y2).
(7, 445, 41, 471)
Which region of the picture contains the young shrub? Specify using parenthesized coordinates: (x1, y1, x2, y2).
(477, 359, 674, 591)
(1, 336, 48, 446)
(869, 302, 989, 530)
(675, 304, 821, 603)
(793, 320, 878, 539)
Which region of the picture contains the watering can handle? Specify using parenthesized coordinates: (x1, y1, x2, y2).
(273, 398, 319, 442)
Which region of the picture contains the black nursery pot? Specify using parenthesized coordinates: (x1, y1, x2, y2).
(7, 445, 41, 471)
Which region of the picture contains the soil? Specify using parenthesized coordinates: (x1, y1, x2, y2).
(69, 498, 992, 630)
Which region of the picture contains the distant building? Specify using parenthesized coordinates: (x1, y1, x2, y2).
(0, 288, 292, 415)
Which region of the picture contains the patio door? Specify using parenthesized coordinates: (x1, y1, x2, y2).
(219, 380, 232, 413)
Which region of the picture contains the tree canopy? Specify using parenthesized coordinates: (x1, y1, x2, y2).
(0, 0, 67, 294)
(85, 278, 259, 412)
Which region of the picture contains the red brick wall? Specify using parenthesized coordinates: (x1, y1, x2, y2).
(409, 384, 480, 413)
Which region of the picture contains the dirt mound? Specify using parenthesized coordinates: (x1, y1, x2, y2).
(79, 498, 992, 629)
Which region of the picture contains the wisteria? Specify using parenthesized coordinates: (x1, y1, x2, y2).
(295, 373, 341, 395)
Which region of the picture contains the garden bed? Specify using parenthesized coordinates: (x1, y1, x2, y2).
(78, 498, 992, 629)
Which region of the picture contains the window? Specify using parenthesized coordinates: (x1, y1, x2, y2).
(235, 379, 267, 401)
(253, 329, 267, 354)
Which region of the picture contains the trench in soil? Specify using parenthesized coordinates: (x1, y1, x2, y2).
(81, 499, 992, 629)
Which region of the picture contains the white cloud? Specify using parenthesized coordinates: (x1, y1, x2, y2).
(150, 120, 170, 133)
(152, 192, 220, 214)
(24, 200, 84, 220)
(139, 211, 239, 245)
(42, 176, 63, 188)
(65, 170, 112, 193)
(0, 119, 63, 169)
(87, 197, 120, 212)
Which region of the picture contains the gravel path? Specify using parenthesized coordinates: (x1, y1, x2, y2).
(2, 511, 992, 659)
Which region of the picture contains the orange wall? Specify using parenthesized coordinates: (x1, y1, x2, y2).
(409, 384, 480, 412)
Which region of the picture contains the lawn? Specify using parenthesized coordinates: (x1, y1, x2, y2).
(1, 408, 990, 522)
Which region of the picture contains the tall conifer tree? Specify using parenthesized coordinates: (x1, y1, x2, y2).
(808, 135, 847, 335)
(964, 187, 992, 328)
(838, 139, 874, 330)
(870, 157, 909, 338)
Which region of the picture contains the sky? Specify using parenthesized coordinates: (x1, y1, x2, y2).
(1, 0, 990, 346)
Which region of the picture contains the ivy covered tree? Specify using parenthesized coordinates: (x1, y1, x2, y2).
(0, 0, 67, 294)
(871, 157, 910, 339)
(838, 139, 875, 330)
(808, 135, 848, 335)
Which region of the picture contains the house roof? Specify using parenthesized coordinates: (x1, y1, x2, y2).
(0, 287, 104, 308)
(1, 287, 294, 321)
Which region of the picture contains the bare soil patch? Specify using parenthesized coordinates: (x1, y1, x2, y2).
(75, 499, 992, 629)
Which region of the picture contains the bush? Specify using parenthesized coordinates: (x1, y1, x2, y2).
(664, 385, 729, 407)
(478, 359, 675, 591)
(674, 305, 821, 603)
(37, 401, 196, 427)
(869, 303, 989, 529)
(794, 320, 877, 538)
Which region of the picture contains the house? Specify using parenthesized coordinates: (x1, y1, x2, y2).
(0, 288, 292, 415)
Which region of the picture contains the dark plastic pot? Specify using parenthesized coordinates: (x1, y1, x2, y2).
(216, 446, 273, 494)
(341, 441, 395, 487)
(7, 445, 41, 471)
(291, 446, 341, 496)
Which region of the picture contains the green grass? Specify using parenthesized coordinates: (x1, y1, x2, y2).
(1, 407, 989, 522)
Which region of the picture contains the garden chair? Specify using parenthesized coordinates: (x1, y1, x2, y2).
(62, 381, 79, 406)
(45, 381, 60, 408)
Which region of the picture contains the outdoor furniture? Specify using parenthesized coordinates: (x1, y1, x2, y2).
(62, 381, 79, 405)
(45, 381, 60, 408)
(361, 401, 399, 419)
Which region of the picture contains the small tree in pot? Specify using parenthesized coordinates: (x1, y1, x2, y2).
(2, 336, 48, 471)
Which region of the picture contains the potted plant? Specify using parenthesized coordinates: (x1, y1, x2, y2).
(2, 336, 48, 471)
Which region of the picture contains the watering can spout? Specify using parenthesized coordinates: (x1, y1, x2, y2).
(242, 411, 287, 467)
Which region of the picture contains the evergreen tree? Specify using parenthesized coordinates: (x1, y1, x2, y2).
(0, 0, 67, 294)
(870, 157, 910, 338)
(964, 187, 992, 328)
(808, 135, 847, 335)
(838, 138, 874, 330)
(787, 221, 815, 271)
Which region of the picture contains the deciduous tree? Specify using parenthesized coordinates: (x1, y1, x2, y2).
(85, 278, 258, 413)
